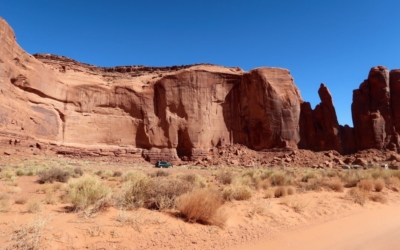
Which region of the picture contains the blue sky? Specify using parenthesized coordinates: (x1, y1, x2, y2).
(1, 1, 400, 126)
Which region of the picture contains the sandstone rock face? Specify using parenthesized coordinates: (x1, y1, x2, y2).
(390, 70, 400, 132)
(0, 18, 303, 161)
(4, 17, 400, 159)
(299, 84, 346, 153)
(351, 66, 400, 153)
(226, 68, 302, 150)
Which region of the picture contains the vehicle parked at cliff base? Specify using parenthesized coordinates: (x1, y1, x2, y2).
(155, 161, 173, 168)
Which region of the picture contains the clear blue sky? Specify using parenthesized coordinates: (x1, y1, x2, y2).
(1, 1, 400, 126)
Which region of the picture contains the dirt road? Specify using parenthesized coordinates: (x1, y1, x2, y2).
(236, 204, 400, 250)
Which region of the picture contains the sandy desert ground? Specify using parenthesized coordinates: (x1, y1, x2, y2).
(0, 153, 399, 250)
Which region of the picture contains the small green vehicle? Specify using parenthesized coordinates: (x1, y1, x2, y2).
(155, 161, 173, 168)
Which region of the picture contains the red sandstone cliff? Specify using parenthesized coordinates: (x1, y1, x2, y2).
(2, 17, 400, 160)
(0, 18, 303, 161)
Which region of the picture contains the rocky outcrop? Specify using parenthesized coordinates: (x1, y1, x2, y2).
(351, 66, 400, 152)
(4, 17, 400, 161)
(0, 18, 304, 162)
(299, 84, 346, 153)
(226, 68, 302, 150)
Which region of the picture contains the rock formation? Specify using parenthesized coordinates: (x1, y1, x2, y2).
(351, 66, 400, 152)
(299, 84, 341, 152)
(2, 17, 400, 161)
(0, 18, 303, 162)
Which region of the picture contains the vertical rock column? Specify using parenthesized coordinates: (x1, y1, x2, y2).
(352, 66, 391, 150)
(299, 84, 345, 153)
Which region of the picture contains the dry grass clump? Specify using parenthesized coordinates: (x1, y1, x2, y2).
(67, 175, 112, 211)
(369, 193, 388, 204)
(148, 170, 169, 178)
(15, 196, 28, 205)
(357, 179, 375, 192)
(119, 173, 193, 210)
(38, 167, 71, 184)
(179, 173, 207, 188)
(176, 188, 226, 228)
(9, 215, 50, 250)
(73, 167, 84, 177)
(43, 193, 58, 205)
(386, 177, 400, 191)
(301, 170, 317, 183)
(290, 196, 310, 213)
(348, 187, 368, 206)
(269, 172, 292, 186)
(260, 179, 271, 190)
(113, 171, 123, 177)
(26, 200, 42, 213)
(325, 178, 344, 192)
(287, 186, 295, 195)
(8, 186, 22, 194)
(374, 179, 385, 192)
(274, 186, 287, 198)
(303, 177, 324, 191)
(0, 193, 11, 212)
(145, 178, 193, 210)
(222, 185, 252, 201)
(340, 170, 368, 188)
(215, 168, 235, 185)
(119, 171, 151, 208)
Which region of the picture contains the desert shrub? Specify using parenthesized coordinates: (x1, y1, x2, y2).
(269, 172, 292, 186)
(100, 170, 114, 179)
(119, 173, 193, 210)
(257, 169, 274, 180)
(113, 171, 122, 177)
(301, 171, 317, 182)
(15, 169, 26, 176)
(67, 175, 112, 211)
(9, 215, 50, 250)
(233, 175, 254, 188)
(148, 170, 169, 178)
(260, 179, 271, 190)
(386, 177, 400, 191)
(38, 167, 71, 184)
(0, 193, 11, 212)
(326, 169, 339, 178)
(43, 193, 58, 205)
(73, 167, 84, 177)
(8, 187, 21, 194)
(357, 179, 374, 192)
(222, 185, 252, 201)
(374, 179, 385, 192)
(26, 200, 42, 213)
(179, 174, 207, 188)
(287, 186, 295, 195)
(340, 170, 369, 188)
(119, 171, 151, 208)
(325, 178, 344, 192)
(274, 186, 287, 198)
(176, 189, 226, 227)
(391, 170, 400, 180)
(15, 197, 28, 205)
(290, 196, 310, 213)
(215, 168, 235, 185)
(145, 178, 193, 210)
(348, 188, 368, 206)
(304, 177, 324, 191)
(369, 193, 388, 204)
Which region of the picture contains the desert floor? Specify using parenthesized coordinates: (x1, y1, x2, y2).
(0, 154, 399, 250)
